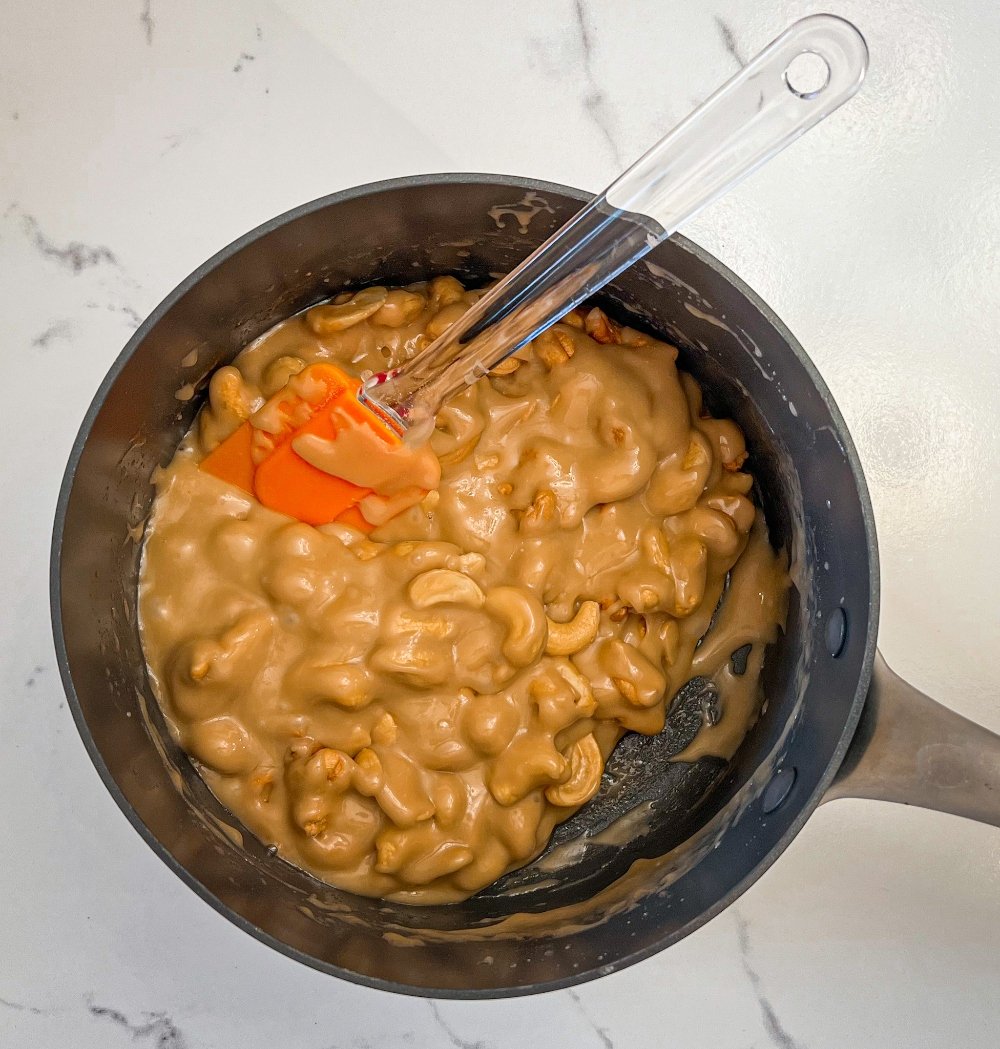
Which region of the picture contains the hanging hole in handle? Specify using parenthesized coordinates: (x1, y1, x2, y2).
(784, 50, 831, 99)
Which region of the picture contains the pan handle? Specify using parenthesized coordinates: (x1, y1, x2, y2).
(824, 651, 1000, 827)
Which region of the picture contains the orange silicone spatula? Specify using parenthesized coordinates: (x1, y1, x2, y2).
(200, 15, 866, 527)
(201, 363, 387, 528)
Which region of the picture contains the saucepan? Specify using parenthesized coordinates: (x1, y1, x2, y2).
(50, 174, 1000, 997)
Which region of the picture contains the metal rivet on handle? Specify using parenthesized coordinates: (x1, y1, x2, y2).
(762, 767, 797, 814)
(826, 605, 848, 658)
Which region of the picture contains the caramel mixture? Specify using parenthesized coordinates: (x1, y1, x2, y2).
(139, 277, 788, 904)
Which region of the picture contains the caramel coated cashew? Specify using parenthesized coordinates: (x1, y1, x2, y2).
(371, 712, 398, 746)
(306, 287, 388, 334)
(533, 328, 576, 368)
(487, 735, 568, 806)
(352, 747, 383, 796)
(186, 716, 258, 775)
(522, 488, 557, 530)
(704, 491, 756, 534)
(600, 638, 667, 708)
(485, 586, 548, 667)
(644, 431, 713, 518)
(669, 536, 709, 616)
(490, 356, 521, 375)
(290, 659, 374, 710)
(373, 289, 425, 328)
(408, 569, 485, 609)
(529, 659, 598, 729)
(545, 600, 600, 656)
(640, 525, 671, 573)
(448, 552, 487, 578)
(392, 609, 457, 640)
(208, 365, 254, 421)
(370, 636, 452, 688)
(261, 355, 306, 396)
(545, 733, 603, 807)
(425, 301, 469, 340)
(584, 307, 622, 345)
(427, 275, 465, 310)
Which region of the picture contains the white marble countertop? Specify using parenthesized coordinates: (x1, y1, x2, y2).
(2, 1, 998, 1045)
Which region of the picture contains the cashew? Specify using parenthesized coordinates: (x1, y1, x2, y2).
(303, 816, 327, 838)
(352, 539, 382, 562)
(658, 617, 680, 666)
(426, 301, 469, 340)
(622, 329, 652, 347)
(533, 328, 576, 368)
(522, 488, 557, 530)
(393, 609, 456, 640)
(487, 736, 568, 806)
(352, 747, 383, 796)
(531, 659, 598, 720)
(704, 492, 756, 534)
(682, 435, 711, 472)
(645, 432, 713, 517)
(669, 537, 708, 616)
(290, 660, 374, 710)
(448, 552, 486, 578)
(462, 692, 521, 756)
(640, 525, 671, 573)
(723, 451, 749, 472)
(370, 636, 452, 687)
(600, 639, 666, 708)
(490, 356, 521, 375)
(186, 716, 256, 775)
(373, 289, 425, 328)
(248, 765, 275, 802)
(306, 287, 388, 334)
(613, 677, 639, 704)
(684, 506, 740, 558)
(545, 600, 600, 656)
(261, 355, 306, 396)
(208, 365, 253, 421)
(408, 569, 485, 609)
(584, 307, 622, 345)
(545, 734, 603, 807)
(437, 438, 478, 467)
(427, 275, 465, 310)
(371, 713, 398, 746)
(485, 586, 548, 667)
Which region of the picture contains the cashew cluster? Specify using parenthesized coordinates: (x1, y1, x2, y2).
(140, 276, 788, 904)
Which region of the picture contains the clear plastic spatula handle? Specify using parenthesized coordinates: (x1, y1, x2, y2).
(364, 14, 868, 438)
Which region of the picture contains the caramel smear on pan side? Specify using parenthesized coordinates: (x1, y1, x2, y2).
(139, 279, 788, 903)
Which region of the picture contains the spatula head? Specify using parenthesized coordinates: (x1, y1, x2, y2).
(200, 363, 403, 529)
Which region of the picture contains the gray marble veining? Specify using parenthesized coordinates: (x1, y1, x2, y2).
(735, 913, 807, 1049)
(88, 999, 189, 1049)
(572, 0, 624, 168)
(11, 207, 121, 275)
(567, 990, 616, 1049)
(428, 1002, 494, 1049)
(714, 14, 748, 69)
(140, 0, 154, 45)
